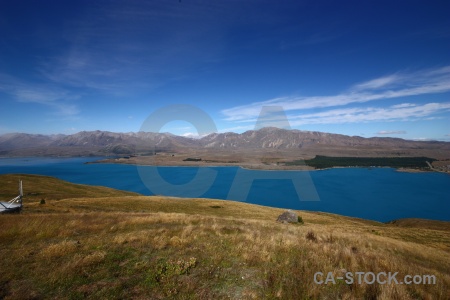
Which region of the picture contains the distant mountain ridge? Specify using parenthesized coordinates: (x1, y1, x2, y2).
(1, 127, 449, 157)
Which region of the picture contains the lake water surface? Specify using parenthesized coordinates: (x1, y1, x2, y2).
(0, 157, 448, 222)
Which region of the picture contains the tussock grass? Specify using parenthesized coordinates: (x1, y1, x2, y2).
(0, 175, 449, 299)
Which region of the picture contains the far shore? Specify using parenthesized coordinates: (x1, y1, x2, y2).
(2, 152, 447, 173)
(88, 157, 315, 171)
(396, 168, 429, 173)
(88, 156, 443, 173)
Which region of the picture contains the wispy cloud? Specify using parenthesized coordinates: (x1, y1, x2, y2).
(376, 130, 407, 135)
(0, 74, 80, 116)
(352, 74, 401, 91)
(35, 2, 229, 96)
(287, 103, 450, 125)
(391, 103, 416, 108)
(221, 66, 450, 122)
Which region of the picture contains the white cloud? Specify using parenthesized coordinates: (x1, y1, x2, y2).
(287, 102, 450, 125)
(376, 130, 407, 135)
(35, 2, 230, 96)
(221, 66, 450, 122)
(181, 132, 210, 139)
(0, 74, 80, 116)
(181, 132, 197, 138)
(352, 74, 401, 91)
(391, 103, 416, 109)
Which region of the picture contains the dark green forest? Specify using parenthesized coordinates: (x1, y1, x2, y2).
(285, 156, 436, 169)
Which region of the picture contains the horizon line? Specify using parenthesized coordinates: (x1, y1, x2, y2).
(1, 127, 449, 143)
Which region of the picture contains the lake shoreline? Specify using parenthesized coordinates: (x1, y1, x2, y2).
(3, 152, 448, 173)
(1, 156, 449, 222)
(2, 154, 444, 173)
(89, 157, 439, 173)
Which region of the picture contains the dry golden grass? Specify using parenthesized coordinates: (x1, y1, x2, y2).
(0, 174, 138, 203)
(0, 175, 449, 299)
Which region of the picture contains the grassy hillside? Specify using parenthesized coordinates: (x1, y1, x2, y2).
(0, 174, 139, 203)
(0, 175, 449, 299)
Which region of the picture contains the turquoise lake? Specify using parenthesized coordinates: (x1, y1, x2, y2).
(0, 157, 449, 222)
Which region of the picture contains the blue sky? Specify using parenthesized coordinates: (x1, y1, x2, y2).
(0, 0, 449, 141)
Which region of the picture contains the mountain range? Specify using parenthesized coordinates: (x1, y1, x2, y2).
(1, 127, 449, 158)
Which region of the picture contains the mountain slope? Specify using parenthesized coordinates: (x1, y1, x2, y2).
(1, 128, 449, 158)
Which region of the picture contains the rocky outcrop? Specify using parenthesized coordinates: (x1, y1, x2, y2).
(276, 210, 299, 223)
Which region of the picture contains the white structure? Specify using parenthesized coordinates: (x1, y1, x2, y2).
(0, 181, 23, 214)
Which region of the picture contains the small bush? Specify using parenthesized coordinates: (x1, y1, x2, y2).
(40, 199, 46, 205)
(297, 216, 304, 224)
(306, 230, 317, 242)
(153, 257, 198, 284)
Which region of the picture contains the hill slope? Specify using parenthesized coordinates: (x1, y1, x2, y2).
(0, 174, 139, 203)
(0, 175, 449, 299)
